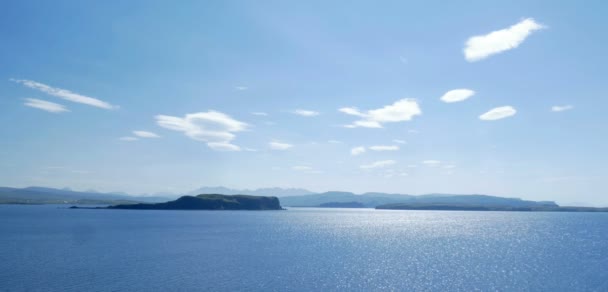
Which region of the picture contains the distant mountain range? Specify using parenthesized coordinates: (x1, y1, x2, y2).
(187, 186, 314, 197)
(0, 185, 573, 210)
(0, 186, 170, 204)
(279, 191, 559, 208)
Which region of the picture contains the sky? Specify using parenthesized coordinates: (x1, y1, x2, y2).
(1, 0, 607, 205)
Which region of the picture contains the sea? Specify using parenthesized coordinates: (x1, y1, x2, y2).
(1, 205, 607, 291)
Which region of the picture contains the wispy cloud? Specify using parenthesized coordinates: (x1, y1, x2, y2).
(156, 111, 247, 151)
(351, 146, 366, 156)
(235, 86, 248, 91)
(340, 99, 421, 128)
(269, 141, 293, 150)
(133, 131, 160, 138)
(23, 98, 69, 113)
(422, 160, 441, 166)
(440, 89, 475, 103)
(464, 18, 545, 62)
(119, 137, 138, 141)
(369, 145, 399, 151)
(479, 106, 517, 121)
(393, 139, 407, 144)
(551, 105, 574, 112)
(292, 109, 320, 117)
(292, 166, 312, 171)
(12, 79, 117, 109)
(360, 160, 396, 169)
(251, 112, 268, 116)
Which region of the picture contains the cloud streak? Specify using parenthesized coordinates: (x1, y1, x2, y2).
(440, 89, 475, 103)
(351, 146, 366, 156)
(479, 106, 517, 121)
(360, 160, 396, 169)
(23, 98, 69, 113)
(551, 105, 573, 112)
(369, 145, 399, 151)
(156, 111, 247, 151)
(340, 99, 421, 128)
(292, 109, 320, 117)
(12, 79, 116, 109)
(133, 131, 160, 138)
(464, 18, 545, 62)
(269, 141, 293, 150)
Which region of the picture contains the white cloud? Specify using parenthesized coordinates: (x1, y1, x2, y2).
(408, 129, 419, 134)
(208, 142, 241, 151)
(12, 79, 116, 109)
(551, 105, 574, 112)
(339, 99, 421, 128)
(293, 109, 320, 117)
(156, 110, 247, 151)
(351, 146, 366, 156)
(360, 160, 396, 169)
(393, 139, 407, 144)
(119, 137, 138, 141)
(269, 141, 293, 150)
(464, 18, 545, 62)
(399, 172, 409, 176)
(23, 98, 69, 113)
(235, 86, 248, 91)
(479, 106, 517, 121)
(440, 89, 475, 103)
(251, 112, 268, 116)
(422, 160, 441, 166)
(292, 166, 312, 171)
(443, 164, 456, 169)
(369, 145, 399, 151)
(133, 131, 160, 138)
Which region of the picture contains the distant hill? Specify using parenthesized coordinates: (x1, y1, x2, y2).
(280, 192, 559, 208)
(0, 186, 170, 205)
(188, 186, 314, 197)
(105, 194, 283, 210)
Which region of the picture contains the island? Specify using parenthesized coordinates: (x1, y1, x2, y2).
(72, 194, 283, 210)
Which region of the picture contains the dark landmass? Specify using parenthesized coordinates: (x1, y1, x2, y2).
(0, 186, 171, 205)
(104, 194, 283, 210)
(376, 203, 608, 212)
(318, 202, 366, 208)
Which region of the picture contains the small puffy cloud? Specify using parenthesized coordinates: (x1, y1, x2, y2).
(551, 105, 573, 112)
(369, 145, 399, 151)
(479, 106, 517, 121)
(12, 79, 117, 109)
(360, 160, 396, 169)
(23, 98, 69, 113)
(393, 139, 407, 144)
(235, 86, 248, 91)
(464, 18, 545, 62)
(156, 110, 247, 151)
(351, 146, 366, 156)
(269, 141, 293, 150)
(440, 89, 475, 103)
(422, 160, 441, 166)
(119, 137, 138, 141)
(133, 131, 160, 138)
(251, 112, 268, 116)
(339, 99, 421, 128)
(293, 109, 320, 117)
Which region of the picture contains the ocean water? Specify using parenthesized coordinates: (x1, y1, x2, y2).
(1, 205, 607, 291)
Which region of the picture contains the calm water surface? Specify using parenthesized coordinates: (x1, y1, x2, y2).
(1, 205, 607, 291)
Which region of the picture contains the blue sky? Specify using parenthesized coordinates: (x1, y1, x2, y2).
(1, 0, 607, 205)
